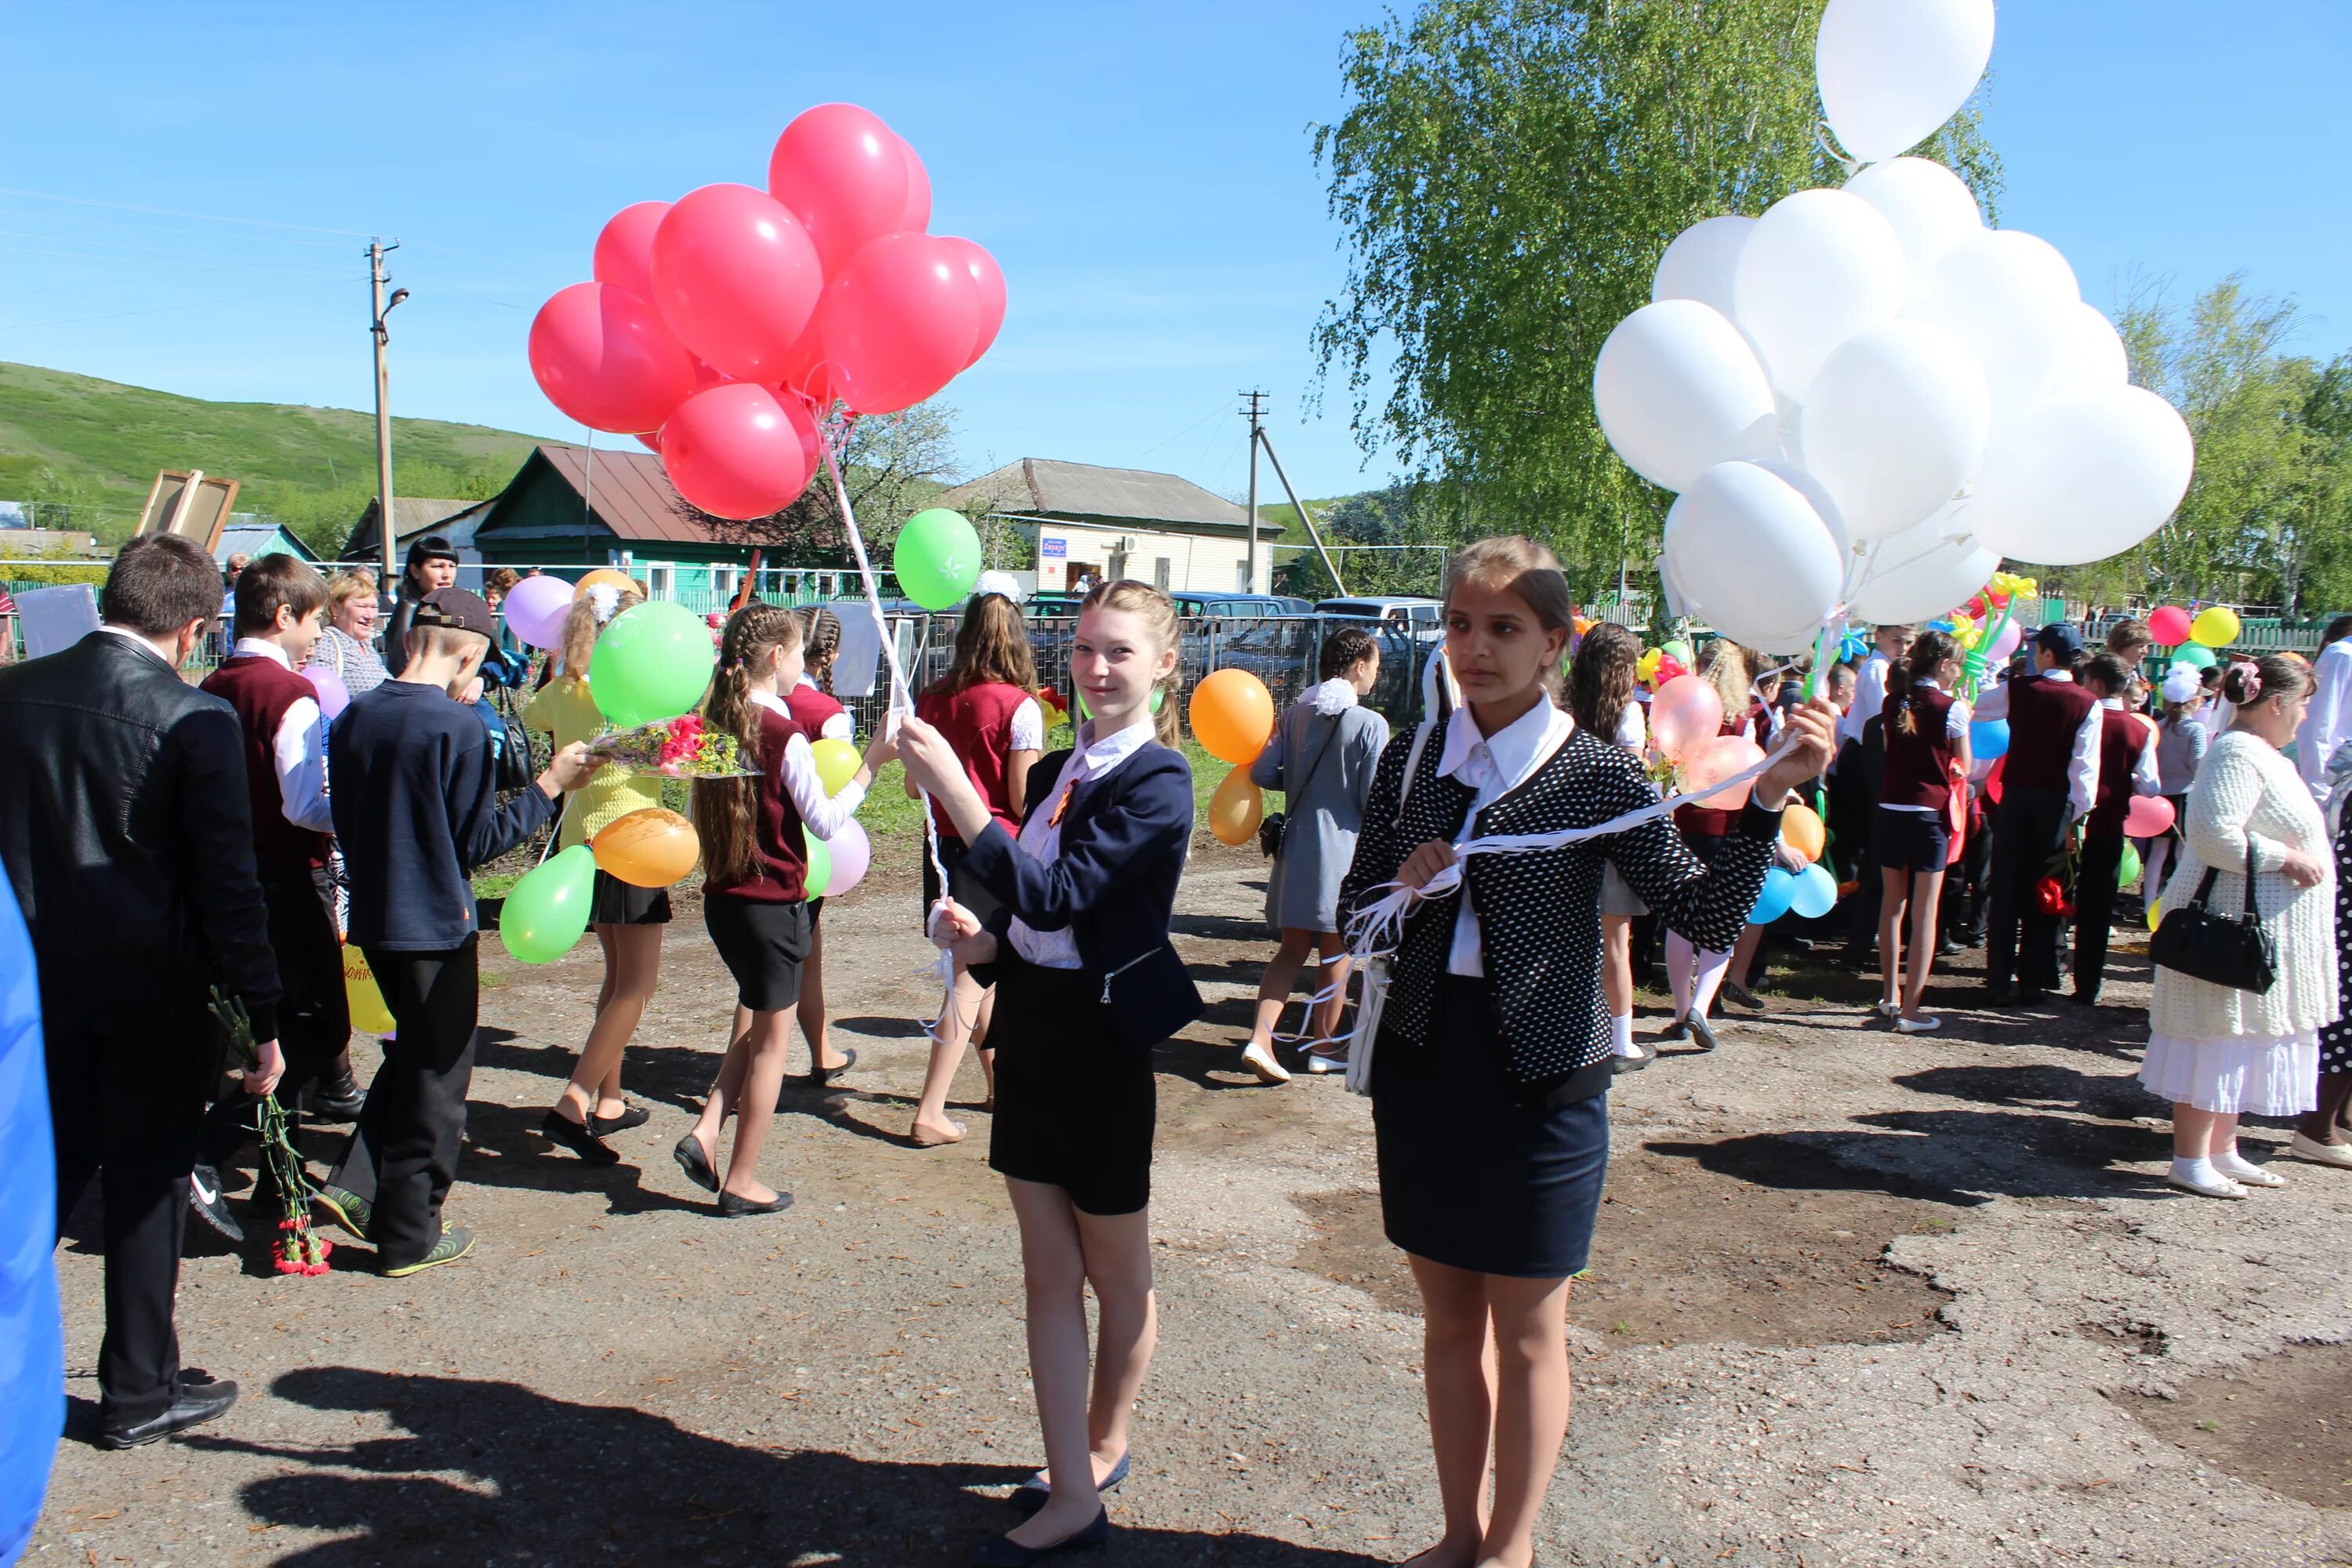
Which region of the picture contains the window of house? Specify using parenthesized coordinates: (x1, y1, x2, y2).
(646, 563, 673, 598)
(1154, 557, 1171, 589)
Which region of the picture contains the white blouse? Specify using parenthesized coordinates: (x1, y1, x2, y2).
(1436, 699, 1577, 976)
(747, 688, 867, 839)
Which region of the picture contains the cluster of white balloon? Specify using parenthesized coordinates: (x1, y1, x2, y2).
(1593, 0, 2195, 653)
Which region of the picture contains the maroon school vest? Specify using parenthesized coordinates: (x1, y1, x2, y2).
(707, 706, 811, 903)
(2086, 706, 2153, 840)
(2002, 674, 2098, 793)
(200, 654, 332, 877)
(1878, 686, 1958, 809)
(915, 681, 1033, 839)
(783, 680, 847, 740)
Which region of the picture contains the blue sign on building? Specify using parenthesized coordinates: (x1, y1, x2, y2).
(1040, 537, 1066, 559)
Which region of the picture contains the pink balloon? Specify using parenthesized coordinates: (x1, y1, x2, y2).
(1682, 734, 1766, 810)
(815, 233, 980, 416)
(1988, 617, 2024, 662)
(659, 383, 820, 521)
(823, 818, 873, 896)
(528, 281, 699, 434)
(1649, 673, 1725, 763)
(306, 666, 350, 721)
(2147, 604, 2192, 645)
(648, 183, 825, 383)
(635, 430, 662, 453)
(767, 103, 912, 274)
(503, 573, 575, 650)
(2124, 794, 2176, 839)
(938, 236, 1006, 368)
(896, 136, 932, 234)
(591, 200, 670, 304)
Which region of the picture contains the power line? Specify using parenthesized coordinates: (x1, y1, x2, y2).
(0, 184, 372, 238)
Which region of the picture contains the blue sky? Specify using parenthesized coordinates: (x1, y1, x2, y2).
(1, 2, 2343, 503)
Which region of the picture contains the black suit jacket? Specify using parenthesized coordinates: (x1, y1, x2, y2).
(0, 633, 281, 1037)
(963, 741, 1203, 1050)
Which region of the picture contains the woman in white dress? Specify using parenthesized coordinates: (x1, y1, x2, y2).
(2142, 654, 2338, 1199)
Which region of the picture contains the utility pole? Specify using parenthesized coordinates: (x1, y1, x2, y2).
(1253, 421, 1347, 598)
(1240, 390, 1266, 593)
(368, 239, 406, 590)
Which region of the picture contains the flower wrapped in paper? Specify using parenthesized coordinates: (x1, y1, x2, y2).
(586, 714, 754, 778)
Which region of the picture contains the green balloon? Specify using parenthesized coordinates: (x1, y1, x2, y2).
(2118, 842, 2143, 887)
(2172, 644, 2217, 672)
(1662, 639, 1693, 666)
(1149, 688, 1163, 714)
(804, 829, 833, 898)
(499, 844, 597, 964)
(589, 601, 717, 729)
(892, 508, 982, 611)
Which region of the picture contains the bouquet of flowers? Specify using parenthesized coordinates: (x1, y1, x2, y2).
(2036, 825, 2082, 918)
(208, 988, 331, 1277)
(587, 714, 753, 778)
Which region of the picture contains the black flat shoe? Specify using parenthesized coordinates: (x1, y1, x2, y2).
(187, 1163, 243, 1243)
(1686, 1014, 1721, 1053)
(673, 1132, 719, 1192)
(100, 1374, 238, 1450)
(302, 1059, 367, 1121)
(809, 1046, 857, 1084)
(972, 1508, 1110, 1566)
(1011, 1451, 1129, 1513)
(1655, 1019, 1690, 1044)
(588, 1102, 651, 1135)
(717, 1189, 793, 1218)
(1610, 1047, 1653, 1076)
(539, 1109, 621, 1166)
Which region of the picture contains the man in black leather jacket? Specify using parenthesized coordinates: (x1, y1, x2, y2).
(0, 534, 285, 1450)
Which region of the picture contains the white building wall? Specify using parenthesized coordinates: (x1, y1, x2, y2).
(1033, 521, 1276, 595)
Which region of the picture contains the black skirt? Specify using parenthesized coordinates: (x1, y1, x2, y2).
(987, 952, 1156, 1215)
(1373, 976, 1610, 1278)
(920, 833, 1003, 931)
(590, 869, 673, 926)
(703, 896, 811, 1012)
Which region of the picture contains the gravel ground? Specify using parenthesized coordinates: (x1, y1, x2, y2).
(30, 842, 2352, 1566)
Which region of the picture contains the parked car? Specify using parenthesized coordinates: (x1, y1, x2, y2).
(1168, 592, 1299, 623)
(1210, 613, 1428, 728)
(1316, 595, 1444, 634)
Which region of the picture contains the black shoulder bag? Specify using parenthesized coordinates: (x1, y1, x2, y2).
(1259, 713, 1340, 858)
(2149, 839, 2278, 994)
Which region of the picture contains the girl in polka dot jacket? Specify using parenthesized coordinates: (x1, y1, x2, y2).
(1338, 535, 1837, 1568)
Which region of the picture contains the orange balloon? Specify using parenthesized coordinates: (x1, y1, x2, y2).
(1207, 763, 1265, 847)
(1189, 669, 1276, 765)
(1780, 802, 1826, 863)
(574, 568, 640, 601)
(591, 807, 702, 887)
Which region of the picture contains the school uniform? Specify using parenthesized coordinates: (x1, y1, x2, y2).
(1875, 677, 1969, 873)
(2072, 699, 2161, 1003)
(1341, 703, 1783, 1278)
(783, 677, 854, 920)
(962, 720, 1201, 1217)
(1974, 670, 2102, 996)
(913, 680, 1044, 930)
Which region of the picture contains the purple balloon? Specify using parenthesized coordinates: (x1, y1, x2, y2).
(505, 573, 575, 651)
(306, 666, 350, 721)
(822, 818, 872, 896)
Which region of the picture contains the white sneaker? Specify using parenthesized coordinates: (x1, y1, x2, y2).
(2289, 1132, 2352, 1168)
(2168, 1167, 2249, 1200)
(1239, 1040, 1291, 1084)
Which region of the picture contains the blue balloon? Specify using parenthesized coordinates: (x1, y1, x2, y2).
(1969, 718, 2009, 760)
(0, 876, 60, 1565)
(1748, 866, 1798, 924)
(1789, 861, 1839, 920)
(1928, 618, 1956, 633)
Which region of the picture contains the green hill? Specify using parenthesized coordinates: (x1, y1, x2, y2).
(0, 360, 554, 550)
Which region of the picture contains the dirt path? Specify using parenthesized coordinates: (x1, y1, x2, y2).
(34, 844, 2352, 1566)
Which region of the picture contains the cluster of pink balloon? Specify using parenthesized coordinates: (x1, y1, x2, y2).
(527, 103, 1006, 521)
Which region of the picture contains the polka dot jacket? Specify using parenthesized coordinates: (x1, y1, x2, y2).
(1340, 716, 1784, 1097)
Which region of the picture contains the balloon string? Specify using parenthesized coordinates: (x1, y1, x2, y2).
(817, 418, 955, 1030)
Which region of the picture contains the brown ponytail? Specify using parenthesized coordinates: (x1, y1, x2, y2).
(1569, 622, 1639, 745)
(795, 605, 842, 696)
(694, 603, 804, 887)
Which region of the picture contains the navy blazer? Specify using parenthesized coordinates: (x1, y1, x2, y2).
(962, 740, 1203, 1049)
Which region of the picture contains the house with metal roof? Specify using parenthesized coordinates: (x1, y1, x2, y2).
(937, 459, 1282, 596)
(341, 495, 495, 564)
(214, 518, 319, 567)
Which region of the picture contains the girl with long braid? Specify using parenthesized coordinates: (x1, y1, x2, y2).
(779, 605, 855, 1080)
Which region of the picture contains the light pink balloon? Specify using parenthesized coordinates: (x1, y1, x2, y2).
(1987, 617, 2024, 662)
(815, 232, 980, 416)
(503, 572, 575, 650)
(2123, 794, 2176, 839)
(591, 200, 670, 304)
(822, 818, 873, 896)
(659, 383, 821, 521)
(648, 183, 825, 383)
(938, 235, 1006, 367)
(306, 666, 350, 721)
(1682, 734, 1766, 809)
(1648, 673, 1724, 763)
(896, 136, 933, 234)
(767, 103, 911, 274)
(527, 280, 699, 434)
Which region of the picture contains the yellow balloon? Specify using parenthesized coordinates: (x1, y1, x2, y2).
(1780, 803, 1826, 862)
(343, 944, 396, 1035)
(810, 737, 862, 796)
(1637, 648, 1664, 684)
(573, 568, 639, 601)
(2147, 898, 2163, 931)
(2190, 605, 2241, 647)
(591, 806, 702, 887)
(1207, 763, 1265, 847)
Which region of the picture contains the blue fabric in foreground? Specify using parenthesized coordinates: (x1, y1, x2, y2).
(0, 873, 60, 1566)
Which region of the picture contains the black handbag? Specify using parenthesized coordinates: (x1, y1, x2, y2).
(2149, 840, 2278, 994)
(1259, 713, 1340, 858)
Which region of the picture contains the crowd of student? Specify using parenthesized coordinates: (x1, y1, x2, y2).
(3, 527, 2347, 1567)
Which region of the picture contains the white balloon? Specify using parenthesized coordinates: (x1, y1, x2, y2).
(1903, 228, 2082, 423)
(1816, 0, 1997, 164)
(1651, 215, 1756, 319)
(1798, 321, 1991, 542)
(1752, 457, 1854, 564)
(1593, 299, 1779, 492)
(1663, 461, 1846, 647)
(1966, 385, 2196, 566)
(1732, 189, 1908, 400)
(2046, 301, 2129, 392)
(1847, 504, 2001, 625)
(1842, 157, 1981, 270)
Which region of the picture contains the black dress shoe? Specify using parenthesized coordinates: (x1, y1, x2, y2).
(587, 1102, 651, 1135)
(539, 1109, 622, 1165)
(1686, 1013, 1722, 1053)
(1984, 982, 2016, 1006)
(808, 1046, 857, 1085)
(1936, 938, 1963, 956)
(1611, 1046, 1654, 1076)
(717, 1189, 793, 1218)
(100, 1374, 238, 1450)
(187, 1164, 243, 1243)
(302, 1058, 366, 1122)
(1011, 1451, 1129, 1513)
(972, 1508, 1110, 1566)
(673, 1132, 719, 1193)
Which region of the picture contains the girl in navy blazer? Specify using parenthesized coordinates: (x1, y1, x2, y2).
(899, 579, 1200, 1567)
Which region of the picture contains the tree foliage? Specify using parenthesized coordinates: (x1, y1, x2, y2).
(1312, 0, 2002, 592)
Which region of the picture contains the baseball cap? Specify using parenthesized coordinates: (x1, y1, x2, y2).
(412, 586, 498, 642)
(2034, 622, 2085, 659)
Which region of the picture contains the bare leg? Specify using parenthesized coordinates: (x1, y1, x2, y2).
(1003, 1178, 1108, 1547)
(2172, 1103, 2224, 1160)
(912, 964, 987, 1145)
(1248, 931, 1318, 1047)
(1599, 918, 1633, 1019)
(1312, 932, 1351, 1045)
(711, 1009, 793, 1203)
(1726, 922, 1765, 989)
(1404, 1252, 1496, 1568)
(557, 923, 662, 1123)
(1902, 870, 1946, 1018)
(1479, 1273, 1574, 1568)
(1075, 1205, 1157, 1473)
(1878, 867, 1908, 1011)
(2208, 1110, 2244, 1166)
(684, 1014, 757, 1174)
(797, 917, 848, 1073)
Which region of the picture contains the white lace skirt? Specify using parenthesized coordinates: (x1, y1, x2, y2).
(2139, 1029, 2320, 1116)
